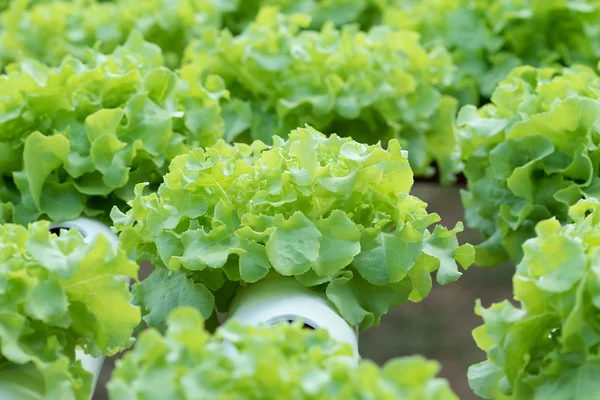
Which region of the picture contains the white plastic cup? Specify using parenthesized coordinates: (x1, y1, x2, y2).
(227, 278, 360, 358)
(50, 217, 119, 250)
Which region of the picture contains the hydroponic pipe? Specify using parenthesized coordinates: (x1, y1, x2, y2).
(227, 278, 360, 359)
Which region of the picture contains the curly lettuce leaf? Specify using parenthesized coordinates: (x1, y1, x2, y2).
(0, 31, 227, 224)
(0, 0, 223, 68)
(220, 0, 381, 33)
(113, 126, 473, 331)
(0, 221, 140, 400)
(383, 0, 600, 105)
(469, 199, 600, 399)
(183, 7, 461, 183)
(457, 64, 600, 266)
(109, 306, 458, 399)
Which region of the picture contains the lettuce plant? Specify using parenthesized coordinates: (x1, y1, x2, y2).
(0, 31, 227, 225)
(183, 7, 461, 183)
(0, 0, 47, 13)
(383, 0, 600, 105)
(0, 0, 383, 68)
(469, 199, 600, 399)
(457, 64, 600, 266)
(112, 126, 474, 332)
(221, 0, 381, 33)
(0, 221, 140, 400)
(0, 0, 223, 69)
(108, 306, 458, 399)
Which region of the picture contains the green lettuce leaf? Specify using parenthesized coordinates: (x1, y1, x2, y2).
(458, 64, 600, 266)
(0, 0, 223, 69)
(220, 0, 381, 33)
(383, 0, 600, 105)
(0, 220, 140, 400)
(108, 306, 458, 399)
(113, 126, 473, 331)
(0, 31, 227, 224)
(469, 199, 600, 399)
(183, 7, 461, 183)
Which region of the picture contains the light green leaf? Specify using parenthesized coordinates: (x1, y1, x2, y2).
(109, 307, 458, 399)
(0, 221, 140, 399)
(25, 280, 68, 324)
(63, 235, 140, 355)
(222, 99, 253, 142)
(353, 227, 423, 286)
(22, 132, 69, 209)
(313, 210, 360, 276)
(469, 199, 600, 399)
(179, 226, 240, 270)
(266, 212, 321, 276)
(115, 127, 471, 330)
(238, 239, 270, 283)
(136, 268, 214, 333)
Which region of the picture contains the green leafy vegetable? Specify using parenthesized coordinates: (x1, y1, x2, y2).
(457, 64, 600, 266)
(220, 0, 381, 33)
(0, 0, 39, 12)
(113, 126, 473, 331)
(0, 0, 385, 69)
(383, 0, 600, 105)
(108, 306, 459, 399)
(0, 31, 227, 224)
(0, 0, 223, 69)
(183, 7, 460, 183)
(7, 0, 598, 108)
(0, 220, 140, 400)
(469, 199, 600, 399)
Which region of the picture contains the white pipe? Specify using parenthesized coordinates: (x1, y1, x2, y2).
(227, 278, 360, 359)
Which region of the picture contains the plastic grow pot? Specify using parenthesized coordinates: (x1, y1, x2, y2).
(50, 217, 119, 250)
(227, 278, 360, 358)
